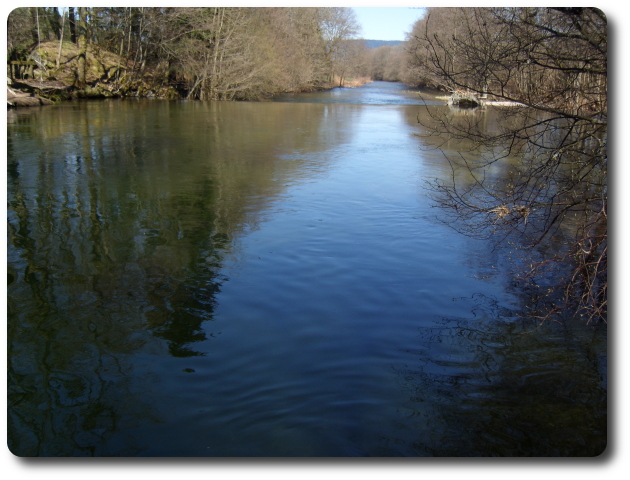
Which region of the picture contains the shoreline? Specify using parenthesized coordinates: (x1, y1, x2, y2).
(434, 94, 525, 108)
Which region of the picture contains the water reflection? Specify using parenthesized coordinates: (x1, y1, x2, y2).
(392, 294, 606, 456)
(396, 101, 607, 456)
(273, 81, 440, 105)
(7, 99, 353, 455)
(7, 85, 606, 456)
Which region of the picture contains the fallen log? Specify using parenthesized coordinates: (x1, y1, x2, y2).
(7, 86, 54, 107)
(13, 78, 69, 91)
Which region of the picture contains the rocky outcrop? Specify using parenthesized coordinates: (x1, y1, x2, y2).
(8, 41, 181, 103)
(26, 40, 128, 89)
(448, 91, 481, 109)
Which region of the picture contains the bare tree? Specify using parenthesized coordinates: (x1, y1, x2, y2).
(159, 7, 358, 100)
(334, 39, 369, 86)
(409, 8, 607, 323)
(318, 7, 361, 84)
(263, 7, 330, 92)
(163, 8, 281, 101)
(6, 7, 371, 100)
(68, 7, 77, 44)
(76, 7, 88, 88)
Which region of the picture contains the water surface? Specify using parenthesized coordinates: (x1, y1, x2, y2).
(7, 82, 606, 456)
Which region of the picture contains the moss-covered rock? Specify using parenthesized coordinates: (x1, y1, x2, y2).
(30, 40, 129, 88)
(20, 41, 183, 101)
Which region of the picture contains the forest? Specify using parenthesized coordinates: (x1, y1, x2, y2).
(7, 7, 607, 104)
(5, 6, 456, 101)
(8, 7, 373, 101)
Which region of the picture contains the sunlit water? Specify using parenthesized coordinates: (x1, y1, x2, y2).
(7, 82, 606, 456)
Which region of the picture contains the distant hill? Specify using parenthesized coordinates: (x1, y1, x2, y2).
(363, 39, 403, 49)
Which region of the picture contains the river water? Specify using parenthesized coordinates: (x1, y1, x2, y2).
(7, 82, 606, 456)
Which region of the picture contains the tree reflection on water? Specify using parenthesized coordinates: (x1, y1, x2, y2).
(7, 98, 345, 456)
(7, 144, 228, 455)
(7, 94, 606, 457)
(8, 102, 257, 455)
(393, 293, 606, 456)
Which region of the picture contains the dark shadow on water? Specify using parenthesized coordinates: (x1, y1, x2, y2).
(389, 292, 607, 457)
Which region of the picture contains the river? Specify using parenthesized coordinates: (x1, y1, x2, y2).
(7, 81, 606, 456)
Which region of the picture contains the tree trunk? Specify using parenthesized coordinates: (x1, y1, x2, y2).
(56, 9, 66, 67)
(210, 7, 226, 99)
(77, 7, 87, 89)
(30, 7, 40, 46)
(68, 7, 76, 44)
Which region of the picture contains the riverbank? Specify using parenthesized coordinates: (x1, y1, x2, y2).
(7, 40, 373, 108)
(7, 76, 375, 109)
(7, 84, 54, 107)
(435, 94, 525, 108)
(338, 76, 372, 88)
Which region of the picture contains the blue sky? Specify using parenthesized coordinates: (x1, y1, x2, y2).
(352, 7, 426, 41)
